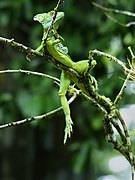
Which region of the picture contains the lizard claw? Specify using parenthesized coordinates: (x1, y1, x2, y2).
(64, 115, 73, 144)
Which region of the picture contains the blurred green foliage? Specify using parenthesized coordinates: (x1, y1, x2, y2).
(0, 0, 135, 179)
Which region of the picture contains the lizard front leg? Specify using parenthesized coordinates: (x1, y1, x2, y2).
(59, 71, 73, 144)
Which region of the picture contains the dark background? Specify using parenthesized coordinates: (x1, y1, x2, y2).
(0, 0, 135, 179)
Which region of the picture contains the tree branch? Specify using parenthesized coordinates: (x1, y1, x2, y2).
(0, 23, 134, 177)
(0, 69, 60, 82)
(89, 49, 134, 76)
(93, 2, 135, 17)
(93, 2, 135, 27)
(0, 93, 77, 129)
(114, 73, 131, 104)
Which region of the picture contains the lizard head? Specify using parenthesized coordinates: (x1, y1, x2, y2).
(33, 11, 64, 31)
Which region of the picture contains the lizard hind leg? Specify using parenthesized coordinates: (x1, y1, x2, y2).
(59, 71, 73, 144)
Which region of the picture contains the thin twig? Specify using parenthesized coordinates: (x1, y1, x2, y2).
(93, 2, 135, 27)
(43, 0, 62, 44)
(114, 73, 131, 104)
(0, 93, 77, 129)
(89, 49, 134, 74)
(104, 12, 135, 27)
(127, 47, 135, 80)
(0, 36, 43, 58)
(0, 69, 60, 82)
(93, 2, 135, 17)
(116, 109, 135, 179)
(0, 69, 81, 95)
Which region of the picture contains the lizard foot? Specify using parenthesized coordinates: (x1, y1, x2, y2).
(64, 115, 73, 144)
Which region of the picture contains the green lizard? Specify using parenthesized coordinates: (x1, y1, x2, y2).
(34, 11, 97, 144)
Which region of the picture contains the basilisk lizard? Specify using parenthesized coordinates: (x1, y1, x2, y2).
(33, 11, 97, 144)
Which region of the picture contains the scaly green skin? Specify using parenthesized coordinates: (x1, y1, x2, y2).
(34, 11, 97, 143)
